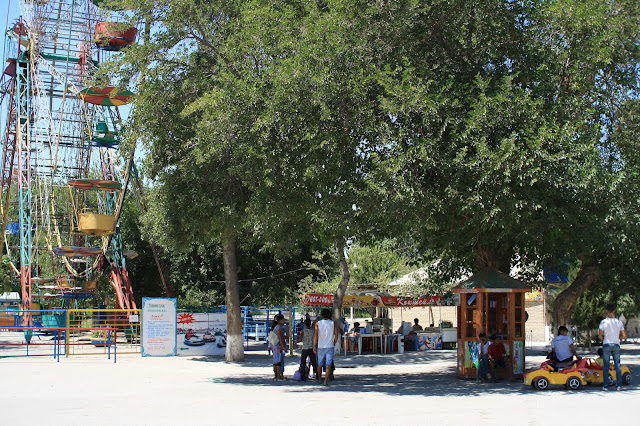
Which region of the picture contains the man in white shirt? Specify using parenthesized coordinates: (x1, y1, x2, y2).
(550, 326, 579, 366)
(313, 308, 339, 386)
(598, 303, 626, 391)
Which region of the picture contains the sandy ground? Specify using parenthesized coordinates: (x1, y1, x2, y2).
(1, 343, 639, 425)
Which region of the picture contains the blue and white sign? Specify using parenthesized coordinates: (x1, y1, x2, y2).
(141, 298, 177, 357)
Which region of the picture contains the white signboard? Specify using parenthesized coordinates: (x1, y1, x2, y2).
(177, 312, 227, 356)
(142, 298, 177, 357)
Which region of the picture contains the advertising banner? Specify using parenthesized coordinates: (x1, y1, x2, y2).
(380, 296, 443, 307)
(301, 293, 446, 307)
(177, 312, 227, 356)
(141, 298, 177, 357)
(513, 341, 524, 374)
(525, 289, 544, 302)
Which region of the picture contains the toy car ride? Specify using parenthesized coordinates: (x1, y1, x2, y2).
(524, 358, 632, 390)
(524, 359, 587, 390)
(579, 358, 631, 387)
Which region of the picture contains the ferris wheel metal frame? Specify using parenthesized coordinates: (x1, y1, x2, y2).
(0, 0, 144, 319)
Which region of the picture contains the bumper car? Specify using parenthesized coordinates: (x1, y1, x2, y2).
(203, 331, 216, 343)
(184, 335, 205, 346)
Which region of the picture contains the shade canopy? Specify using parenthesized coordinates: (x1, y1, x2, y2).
(53, 246, 103, 257)
(80, 87, 134, 106)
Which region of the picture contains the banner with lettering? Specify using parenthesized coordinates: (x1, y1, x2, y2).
(301, 293, 383, 307)
(302, 293, 443, 307)
(380, 296, 443, 307)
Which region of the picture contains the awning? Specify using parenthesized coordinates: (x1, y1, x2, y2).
(302, 293, 443, 307)
(0, 292, 20, 303)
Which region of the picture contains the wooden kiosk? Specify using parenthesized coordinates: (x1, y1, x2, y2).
(454, 268, 530, 380)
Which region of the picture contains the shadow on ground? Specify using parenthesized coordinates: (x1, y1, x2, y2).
(189, 350, 460, 369)
(190, 344, 640, 397)
(205, 369, 638, 397)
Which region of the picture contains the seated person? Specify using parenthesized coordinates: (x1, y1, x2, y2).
(488, 335, 508, 380)
(595, 348, 604, 367)
(411, 318, 423, 332)
(549, 326, 580, 369)
(345, 322, 361, 352)
(348, 322, 361, 335)
(477, 332, 492, 381)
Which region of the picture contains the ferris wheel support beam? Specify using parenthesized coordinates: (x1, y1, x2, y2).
(16, 53, 33, 318)
(35, 54, 82, 96)
(0, 75, 19, 261)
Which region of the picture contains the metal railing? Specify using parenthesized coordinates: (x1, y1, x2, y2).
(0, 308, 140, 359)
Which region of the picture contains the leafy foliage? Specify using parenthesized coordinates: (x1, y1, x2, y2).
(100, 0, 640, 324)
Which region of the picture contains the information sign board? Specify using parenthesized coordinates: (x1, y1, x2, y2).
(142, 298, 177, 357)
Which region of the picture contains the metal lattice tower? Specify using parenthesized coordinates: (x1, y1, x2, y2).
(1, 0, 137, 313)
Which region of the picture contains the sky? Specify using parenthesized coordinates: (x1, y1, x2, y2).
(1, 1, 22, 144)
(2, 0, 21, 64)
(0, 0, 138, 160)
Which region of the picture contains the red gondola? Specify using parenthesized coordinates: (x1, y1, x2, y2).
(94, 22, 137, 51)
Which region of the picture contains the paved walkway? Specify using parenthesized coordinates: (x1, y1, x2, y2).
(1, 344, 638, 425)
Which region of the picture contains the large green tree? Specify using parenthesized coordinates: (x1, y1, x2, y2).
(110, 0, 266, 361)
(359, 0, 640, 325)
(108, 0, 640, 338)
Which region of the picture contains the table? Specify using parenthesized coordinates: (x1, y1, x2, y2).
(383, 333, 402, 353)
(342, 333, 384, 355)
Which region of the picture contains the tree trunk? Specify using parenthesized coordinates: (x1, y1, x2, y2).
(473, 245, 511, 273)
(222, 228, 244, 362)
(332, 240, 350, 324)
(552, 260, 600, 328)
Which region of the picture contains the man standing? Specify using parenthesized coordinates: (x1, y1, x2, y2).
(598, 303, 626, 391)
(313, 308, 339, 386)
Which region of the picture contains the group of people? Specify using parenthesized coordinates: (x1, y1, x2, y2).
(547, 303, 626, 391)
(477, 333, 509, 382)
(269, 308, 340, 386)
(549, 304, 627, 390)
(477, 303, 627, 389)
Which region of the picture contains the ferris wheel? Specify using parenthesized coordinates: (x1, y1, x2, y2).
(0, 0, 141, 317)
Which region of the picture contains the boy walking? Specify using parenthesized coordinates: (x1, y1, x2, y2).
(598, 303, 626, 391)
(313, 308, 339, 386)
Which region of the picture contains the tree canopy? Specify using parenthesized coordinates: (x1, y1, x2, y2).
(105, 0, 640, 351)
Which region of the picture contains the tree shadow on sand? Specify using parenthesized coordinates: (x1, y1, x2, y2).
(193, 344, 640, 397)
(206, 367, 640, 397)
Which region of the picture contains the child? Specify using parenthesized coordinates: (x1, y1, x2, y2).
(595, 348, 604, 367)
(294, 318, 317, 381)
(478, 332, 492, 382)
(488, 335, 508, 381)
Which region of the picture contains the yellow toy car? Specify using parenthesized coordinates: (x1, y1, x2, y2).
(524, 358, 632, 390)
(524, 360, 586, 390)
(579, 358, 631, 387)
